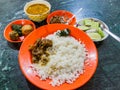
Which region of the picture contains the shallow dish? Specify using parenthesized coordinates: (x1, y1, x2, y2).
(4, 19, 36, 43)
(76, 18, 109, 42)
(19, 24, 98, 90)
(47, 10, 76, 25)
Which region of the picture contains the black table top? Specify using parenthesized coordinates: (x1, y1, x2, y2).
(0, 0, 120, 90)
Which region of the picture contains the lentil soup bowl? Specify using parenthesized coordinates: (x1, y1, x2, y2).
(24, 0, 51, 22)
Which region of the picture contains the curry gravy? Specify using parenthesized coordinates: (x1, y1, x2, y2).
(27, 4, 49, 15)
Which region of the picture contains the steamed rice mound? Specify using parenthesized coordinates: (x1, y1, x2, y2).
(32, 31, 87, 86)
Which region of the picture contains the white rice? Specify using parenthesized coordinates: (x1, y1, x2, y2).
(32, 31, 87, 86)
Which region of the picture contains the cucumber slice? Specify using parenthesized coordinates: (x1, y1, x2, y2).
(86, 29, 97, 33)
(97, 28, 105, 38)
(78, 26, 90, 31)
(84, 19, 92, 26)
(91, 21, 100, 29)
(87, 32, 102, 41)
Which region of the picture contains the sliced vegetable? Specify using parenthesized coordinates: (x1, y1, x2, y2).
(84, 19, 92, 26)
(87, 32, 102, 41)
(78, 26, 90, 31)
(86, 29, 97, 33)
(97, 28, 104, 38)
(91, 21, 100, 29)
(77, 18, 106, 41)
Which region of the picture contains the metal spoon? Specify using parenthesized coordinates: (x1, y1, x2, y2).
(100, 23, 120, 42)
(103, 27, 120, 42)
(65, 8, 83, 24)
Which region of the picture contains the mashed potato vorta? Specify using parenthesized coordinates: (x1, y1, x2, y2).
(32, 31, 87, 86)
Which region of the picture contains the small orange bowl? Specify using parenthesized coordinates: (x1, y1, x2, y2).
(4, 19, 36, 43)
(47, 10, 76, 25)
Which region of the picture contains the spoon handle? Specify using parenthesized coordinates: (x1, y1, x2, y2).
(66, 8, 83, 24)
(104, 29, 120, 42)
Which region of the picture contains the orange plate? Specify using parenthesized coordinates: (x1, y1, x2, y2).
(47, 10, 76, 25)
(4, 19, 36, 43)
(19, 24, 98, 90)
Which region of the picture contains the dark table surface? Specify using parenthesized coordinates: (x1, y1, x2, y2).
(0, 0, 120, 90)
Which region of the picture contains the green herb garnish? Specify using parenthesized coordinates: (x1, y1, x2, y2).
(56, 28, 70, 36)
